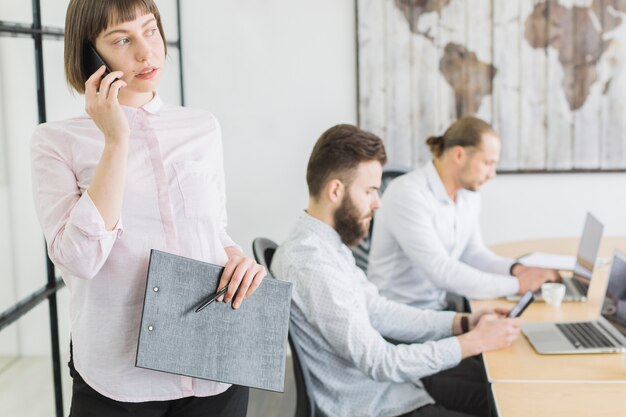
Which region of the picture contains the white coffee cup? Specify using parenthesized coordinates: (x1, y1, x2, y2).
(541, 282, 566, 307)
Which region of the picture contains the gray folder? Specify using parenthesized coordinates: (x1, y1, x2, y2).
(136, 249, 292, 392)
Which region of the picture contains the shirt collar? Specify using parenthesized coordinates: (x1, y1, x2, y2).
(118, 93, 163, 119)
(298, 211, 344, 250)
(424, 160, 454, 205)
(141, 93, 163, 115)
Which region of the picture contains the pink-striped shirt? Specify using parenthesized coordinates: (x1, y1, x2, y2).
(31, 94, 236, 402)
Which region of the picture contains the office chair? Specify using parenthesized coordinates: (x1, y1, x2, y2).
(252, 237, 278, 276)
(352, 166, 410, 272)
(252, 237, 318, 417)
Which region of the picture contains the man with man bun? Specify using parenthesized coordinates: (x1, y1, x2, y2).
(368, 116, 558, 310)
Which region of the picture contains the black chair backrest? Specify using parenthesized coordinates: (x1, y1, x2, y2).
(251, 237, 317, 417)
(380, 166, 410, 195)
(352, 166, 410, 272)
(252, 237, 278, 278)
(287, 325, 317, 417)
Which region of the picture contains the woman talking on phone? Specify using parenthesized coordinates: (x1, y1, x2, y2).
(30, 1, 265, 415)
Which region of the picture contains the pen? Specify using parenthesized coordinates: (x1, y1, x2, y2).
(195, 285, 229, 313)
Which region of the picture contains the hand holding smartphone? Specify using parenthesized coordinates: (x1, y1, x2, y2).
(507, 290, 534, 318)
(84, 43, 113, 78)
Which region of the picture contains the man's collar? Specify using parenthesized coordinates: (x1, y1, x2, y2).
(424, 160, 454, 204)
(299, 211, 344, 249)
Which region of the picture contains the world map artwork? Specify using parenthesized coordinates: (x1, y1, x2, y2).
(525, 0, 626, 110)
(359, 0, 626, 171)
(396, 0, 625, 115)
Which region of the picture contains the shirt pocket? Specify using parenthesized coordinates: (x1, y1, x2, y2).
(173, 161, 221, 219)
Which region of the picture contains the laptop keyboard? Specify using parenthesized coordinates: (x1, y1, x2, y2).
(569, 278, 588, 296)
(556, 322, 618, 349)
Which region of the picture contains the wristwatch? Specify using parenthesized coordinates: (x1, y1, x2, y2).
(461, 315, 470, 333)
(509, 262, 521, 276)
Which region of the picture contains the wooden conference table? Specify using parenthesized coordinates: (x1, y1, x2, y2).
(491, 382, 626, 417)
(471, 237, 626, 416)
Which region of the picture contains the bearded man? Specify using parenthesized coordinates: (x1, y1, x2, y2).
(271, 124, 522, 417)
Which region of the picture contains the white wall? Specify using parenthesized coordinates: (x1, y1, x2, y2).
(181, 0, 358, 252)
(0, 35, 19, 357)
(0, 36, 51, 356)
(480, 173, 626, 245)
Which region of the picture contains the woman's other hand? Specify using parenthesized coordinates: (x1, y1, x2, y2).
(217, 247, 267, 309)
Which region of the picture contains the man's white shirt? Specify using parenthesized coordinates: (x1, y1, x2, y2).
(368, 161, 519, 310)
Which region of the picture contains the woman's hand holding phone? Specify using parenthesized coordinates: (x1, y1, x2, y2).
(84, 66, 131, 230)
(85, 66, 130, 144)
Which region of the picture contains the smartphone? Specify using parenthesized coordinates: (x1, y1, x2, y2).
(507, 290, 534, 318)
(84, 42, 112, 78)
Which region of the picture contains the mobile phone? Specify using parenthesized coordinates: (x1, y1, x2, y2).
(84, 42, 112, 78)
(507, 290, 534, 318)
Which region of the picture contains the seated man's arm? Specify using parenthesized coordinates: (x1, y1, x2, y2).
(459, 220, 513, 275)
(461, 220, 560, 293)
(364, 278, 456, 343)
(284, 259, 462, 383)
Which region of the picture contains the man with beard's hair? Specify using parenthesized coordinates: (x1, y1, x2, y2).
(271, 124, 522, 417)
(368, 116, 558, 311)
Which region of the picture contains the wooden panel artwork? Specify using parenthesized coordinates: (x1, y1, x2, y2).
(357, 0, 626, 171)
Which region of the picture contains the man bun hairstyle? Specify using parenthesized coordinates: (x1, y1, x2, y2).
(425, 135, 444, 157)
(427, 116, 495, 158)
(307, 124, 387, 199)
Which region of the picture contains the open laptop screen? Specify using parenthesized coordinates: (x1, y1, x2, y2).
(601, 250, 626, 337)
(571, 213, 604, 292)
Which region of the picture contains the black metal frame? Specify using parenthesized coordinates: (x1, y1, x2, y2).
(0, 2, 185, 416)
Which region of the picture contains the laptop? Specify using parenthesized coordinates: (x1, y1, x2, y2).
(508, 212, 604, 302)
(522, 250, 626, 354)
(557, 213, 604, 301)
